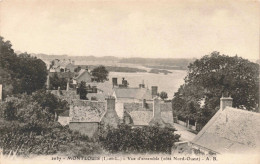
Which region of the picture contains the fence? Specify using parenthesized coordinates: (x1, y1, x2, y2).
(175, 116, 197, 131)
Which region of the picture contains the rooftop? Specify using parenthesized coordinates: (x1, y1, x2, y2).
(69, 99, 106, 122)
(114, 87, 152, 100)
(192, 107, 260, 154)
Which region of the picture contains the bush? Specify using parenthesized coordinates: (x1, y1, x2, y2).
(100, 124, 180, 154)
(0, 92, 101, 156)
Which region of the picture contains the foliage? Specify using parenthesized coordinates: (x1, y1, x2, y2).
(0, 92, 100, 156)
(49, 72, 67, 90)
(172, 52, 259, 128)
(159, 91, 168, 100)
(0, 36, 47, 96)
(100, 124, 180, 154)
(0, 120, 102, 156)
(0, 68, 14, 98)
(91, 65, 109, 82)
(31, 90, 69, 114)
(78, 81, 87, 100)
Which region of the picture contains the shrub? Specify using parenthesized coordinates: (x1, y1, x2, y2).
(100, 124, 180, 154)
(0, 92, 101, 156)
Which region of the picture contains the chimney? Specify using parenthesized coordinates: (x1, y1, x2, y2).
(220, 96, 233, 110)
(139, 80, 145, 88)
(85, 66, 88, 72)
(102, 96, 119, 128)
(72, 60, 75, 65)
(122, 78, 128, 87)
(142, 99, 146, 108)
(106, 96, 116, 112)
(112, 78, 118, 87)
(122, 77, 125, 85)
(153, 97, 161, 119)
(0, 84, 2, 102)
(151, 86, 158, 98)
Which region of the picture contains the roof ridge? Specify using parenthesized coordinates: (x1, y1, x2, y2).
(225, 107, 260, 115)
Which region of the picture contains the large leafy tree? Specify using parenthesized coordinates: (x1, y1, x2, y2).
(91, 65, 109, 82)
(49, 72, 67, 90)
(0, 36, 47, 96)
(172, 52, 259, 128)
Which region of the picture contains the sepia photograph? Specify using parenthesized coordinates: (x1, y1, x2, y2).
(0, 0, 259, 164)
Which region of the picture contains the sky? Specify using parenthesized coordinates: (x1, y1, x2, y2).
(0, 0, 259, 60)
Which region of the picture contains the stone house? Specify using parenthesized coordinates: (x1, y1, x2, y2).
(112, 77, 158, 103)
(73, 68, 94, 84)
(115, 97, 174, 128)
(49, 59, 75, 73)
(69, 96, 119, 138)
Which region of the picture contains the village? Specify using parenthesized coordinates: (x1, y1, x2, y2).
(42, 58, 260, 155)
(0, 39, 259, 160)
(0, 1, 259, 163)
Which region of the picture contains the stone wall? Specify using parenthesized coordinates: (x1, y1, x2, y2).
(69, 122, 99, 138)
(172, 141, 192, 154)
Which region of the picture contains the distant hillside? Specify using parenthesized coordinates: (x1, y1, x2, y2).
(24, 53, 120, 62)
(149, 69, 172, 74)
(16, 52, 196, 70)
(119, 58, 196, 69)
(78, 65, 147, 73)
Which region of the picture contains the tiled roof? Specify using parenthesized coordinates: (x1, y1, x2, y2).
(69, 100, 106, 122)
(123, 102, 173, 112)
(192, 107, 260, 153)
(74, 69, 90, 80)
(128, 111, 174, 126)
(87, 93, 106, 101)
(86, 81, 113, 95)
(122, 102, 174, 126)
(114, 88, 152, 100)
(128, 111, 153, 126)
(51, 60, 72, 69)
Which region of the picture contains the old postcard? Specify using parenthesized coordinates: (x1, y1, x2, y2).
(0, 0, 259, 164)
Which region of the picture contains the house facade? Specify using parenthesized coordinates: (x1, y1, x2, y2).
(73, 69, 92, 84)
(68, 96, 119, 138)
(112, 77, 158, 103)
(49, 59, 75, 73)
(116, 97, 174, 128)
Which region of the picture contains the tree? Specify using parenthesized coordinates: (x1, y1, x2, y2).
(31, 90, 69, 114)
(100, 124, 180, 153)
(159, 91, 168, 100)
(50, 73, 67, 90)
(0, 92, 101, 156)
(91, 66, 109, 82)
(16, 53, 48, 94)
(0, 36, 47, 95)
(172, 52, 259, 128)
(78, 81, 87, 100)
